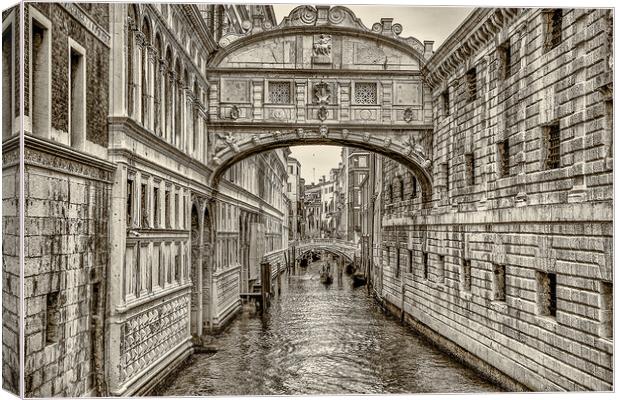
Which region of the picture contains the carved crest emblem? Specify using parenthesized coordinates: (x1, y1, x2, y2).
(314, 81, 331, 104)
(318, 106, 328, 121)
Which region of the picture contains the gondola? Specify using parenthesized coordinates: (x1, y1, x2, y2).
(352, 270, 366, 287)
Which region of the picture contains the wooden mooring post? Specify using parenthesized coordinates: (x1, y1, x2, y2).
(260, 261, 271, 314)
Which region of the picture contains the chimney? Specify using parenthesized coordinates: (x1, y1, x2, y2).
(424, 40, 434, 58)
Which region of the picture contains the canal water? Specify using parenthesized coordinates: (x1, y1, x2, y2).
(158, 259, 503, 396)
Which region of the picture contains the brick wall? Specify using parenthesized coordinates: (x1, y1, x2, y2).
(378, 8, 613, 391)
(26, 4, 109, 145)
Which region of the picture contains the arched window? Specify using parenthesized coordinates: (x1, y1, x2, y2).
(127, 5, 138, 117)
(399, 176, 405, 201)
(154, 33, 163, 136)
(164, 47, 173, 141)
(140, 18, 151, 126)
(411, 174, 418, 199)
(387, 184, 393, 204)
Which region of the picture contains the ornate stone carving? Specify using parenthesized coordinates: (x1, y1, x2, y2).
(229, 105, 240, 120)
(296, 128, 305, 138)
(312, 34, 332, 64)
(363, 132, 371, 142)
(215, 132, 239, 153)
(314, 81, 332, 104)
(319, 125, 328, 138)
(341, 129, 350, 139)
(318, 106, 328, 121)
(403, 108, 414, 122)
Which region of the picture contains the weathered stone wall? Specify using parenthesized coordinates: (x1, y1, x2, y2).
(2, 138, 20, 395)
(379, 8, 613, 391)
(22, 136, 114, 397)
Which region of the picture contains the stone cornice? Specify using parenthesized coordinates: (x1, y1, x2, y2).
(422, 8, 522, 88)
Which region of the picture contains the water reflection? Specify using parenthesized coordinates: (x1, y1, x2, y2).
(158, 259, 502, 395)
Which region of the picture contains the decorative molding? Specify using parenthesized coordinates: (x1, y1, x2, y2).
(60, 3, 110, 47)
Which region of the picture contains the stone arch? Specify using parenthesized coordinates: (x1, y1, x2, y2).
(201, 200, 215, 330)
(297, 247, 353, 264)
(209, 133, 433, 204)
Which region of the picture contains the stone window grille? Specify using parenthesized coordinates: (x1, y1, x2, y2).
(499, 41, 512, 79)
(544, 123, 561, 169)
(536, 271, 557, 317)
(599, 281, 613, 339)
(544, 9, 563, 52)
(498, 140, 510, 177)
(423, 252, 429, 280)
(153, 186, 160, 228)
(442, 89, 450, 116)
(354, 82, 378, 105)
(465, 153, 475, 186)
(126, 179, 134, 227)
(268, 81, 291, 104)
(396, 247, 401, 278)
(45, 291, 60, 344)
(493, 264, 506, 301)
(462, 259, 472, 291)
(465, 68, 477, 102)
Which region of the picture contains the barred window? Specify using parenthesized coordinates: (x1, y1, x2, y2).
(536, 271, 557, 317)
(544, 9, 563, 52)
(465, 153, 475, 186)
(545, 123, 561, 169)
(462, 259, 472, 291)
(498, 140, 510, 177)
(493, 264, 506, 301)
(442, 89, 450, 116)
(411, 174, 418, 198)
(354, 82, 377, 105)
(422, 252, 429, 280)
(465, 68, 477, 102)
(600, 281, 613, 339)
(268, 81, 291, 104)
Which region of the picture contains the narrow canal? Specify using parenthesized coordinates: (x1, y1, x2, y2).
(158, 259, 503, 395)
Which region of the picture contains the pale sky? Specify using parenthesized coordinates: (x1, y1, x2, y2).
(276, 5, 472, 184)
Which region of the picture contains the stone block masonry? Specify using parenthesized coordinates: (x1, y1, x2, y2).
(21, 136, 115, 397)
(379, 8, 613, 392)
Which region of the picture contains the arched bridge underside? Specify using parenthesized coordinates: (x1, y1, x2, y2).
(209, 130, 433, 198)
(294, 239, 358, 263)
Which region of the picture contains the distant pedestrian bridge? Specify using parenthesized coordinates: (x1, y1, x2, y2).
(293, 238, 359, 264)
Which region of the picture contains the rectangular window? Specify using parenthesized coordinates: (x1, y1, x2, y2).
(499, 41, 512, 79)
(45, 291, 60, 344)
(287, 182, 292, 192)
(544, 9, 563, 52)
(465, 153, 475, 186)
(140, 183, 148, 228)
(2, 23, 13, 139)
(423, 252, 429, 280)
(408, 249, 413, 274)
(386, 246, 390, 265)
(411, 175, 418, 198)
(462, 259, 472, 291)
(359, 156, 367, 168)
(493, 264, 506, 301)
(126, 179, 134, 227)
(164, 189, 171, 228)
(442, 89, 450, 116)
(536, 271, 557, 317)
(498, 140, 510, 177)
(175, 193, 180, 229)
(268, 81, 291, 104)
(465, 68, 477, 102)
(600, 281, 613, 339)
(396, 247, 401, 278)
(174, 252, 181, 282)
(544, 123, 561, 169)
(69, 45, 85, 149)
(153, 186, 160, 228)
(354, 82, 377, 105)
(439, 255, 446, 284)
(31, 15, 50, 136)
